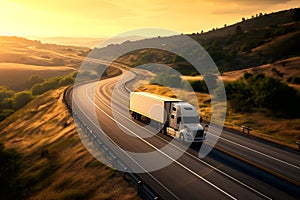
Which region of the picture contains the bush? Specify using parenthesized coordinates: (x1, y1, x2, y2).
(31, 83, 43, 95)
(150, 74, 183, 88)
(0, 86, 14, 102)
(226, 74, 300, 117)
(189, 80, 208, 93)
(25, 76, 44, 89)
(31, 76, 62, 95)
(14, 91, 33, 109)
(0, 98, 14, 109)
(59, 76, 74, 86)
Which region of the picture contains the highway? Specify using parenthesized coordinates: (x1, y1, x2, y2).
(71, 69, 300, 199)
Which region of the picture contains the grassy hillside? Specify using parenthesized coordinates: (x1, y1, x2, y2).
(92, 8, 300, 75)
(183, 56, 300, 88)
(0, 88, 139, 199)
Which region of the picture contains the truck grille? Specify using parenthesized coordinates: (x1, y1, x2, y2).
(195, 130, 204, 138)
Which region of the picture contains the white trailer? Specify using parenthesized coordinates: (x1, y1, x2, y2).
(129, 92, 206, 143)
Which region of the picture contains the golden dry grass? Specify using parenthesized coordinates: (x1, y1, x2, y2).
(0, 88, 140, 200)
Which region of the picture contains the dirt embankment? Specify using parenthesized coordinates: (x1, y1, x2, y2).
(0, 88, 139, 200)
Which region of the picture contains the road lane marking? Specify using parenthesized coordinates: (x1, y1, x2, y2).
(79, 83, 237, 200)
(207, 130, 300, 170)
(72, 87, 181, 200)
(93, 81, 272, 199)
(113, 70, 300, 171)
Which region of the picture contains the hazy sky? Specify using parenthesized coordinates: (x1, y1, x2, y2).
(1, 0, 299, 37)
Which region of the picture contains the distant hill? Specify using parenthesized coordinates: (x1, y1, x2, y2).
(93, 8, 300, 75)
(27, 36, 106, 48)
(0, 36, 89, 90)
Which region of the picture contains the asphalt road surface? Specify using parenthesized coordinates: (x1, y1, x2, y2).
(71, 69, 300, 200)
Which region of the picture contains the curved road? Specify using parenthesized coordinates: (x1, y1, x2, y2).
(71, 69, 300, 199)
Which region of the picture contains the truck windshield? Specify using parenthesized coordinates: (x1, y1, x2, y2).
(183, 117, 198, 124)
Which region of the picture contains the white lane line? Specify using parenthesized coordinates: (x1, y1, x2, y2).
(93, 82, 272, 200)
(207, 129, 300, 170)
(72, 87, 181, 200)
(81, 84, 237, 200)
(115, 71, 300, 171)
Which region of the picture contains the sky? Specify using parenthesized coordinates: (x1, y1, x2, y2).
(1, 0, 300, 38)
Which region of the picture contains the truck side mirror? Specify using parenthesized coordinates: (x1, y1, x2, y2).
(177, 117, 181, 124)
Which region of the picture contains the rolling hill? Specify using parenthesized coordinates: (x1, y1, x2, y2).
(91, 8, 300, 74)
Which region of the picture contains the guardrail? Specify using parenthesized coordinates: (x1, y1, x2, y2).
(241, 126, 252, 135)
(63, 85, 160, 200)
(296, 142, 300, 149)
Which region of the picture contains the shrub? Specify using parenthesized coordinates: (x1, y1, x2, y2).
(0, 86, 14, 102)
(31, 84, 43, 95)
(31, 76, 62, 95)
(0, 98, 14, 109)
(25, 76, 44, 89)
(59, 76, 74, 86)
(14, 91, 33, 109)
(225, 74, 300, 117)
(150, 74, 183, 88)
(189, 80, 208, 93)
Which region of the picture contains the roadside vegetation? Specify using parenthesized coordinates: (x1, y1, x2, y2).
(0, 88, 139, 199)
(142, 69, 300, 147)
(0, 73, 76, 122)
(0, 64, 122, 122)
(225, 72, 300, 118)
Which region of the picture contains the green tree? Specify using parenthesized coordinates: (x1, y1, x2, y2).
(31, 83, 43, 95)
(189, 80, 208, 93)
(0, 98, 14, 109)
(0, 86, 14, 102)
(150, 73, 183, 88)
(225, 74, 300, 117)
(25, 76, 44, 89)
(59, 76, 74, 86)
(14, 91, 33, 109)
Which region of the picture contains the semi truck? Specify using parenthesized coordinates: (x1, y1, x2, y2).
(129, 92, 206, 143)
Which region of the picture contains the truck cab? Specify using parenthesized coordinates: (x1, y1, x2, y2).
(166, 102, 206, 143)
